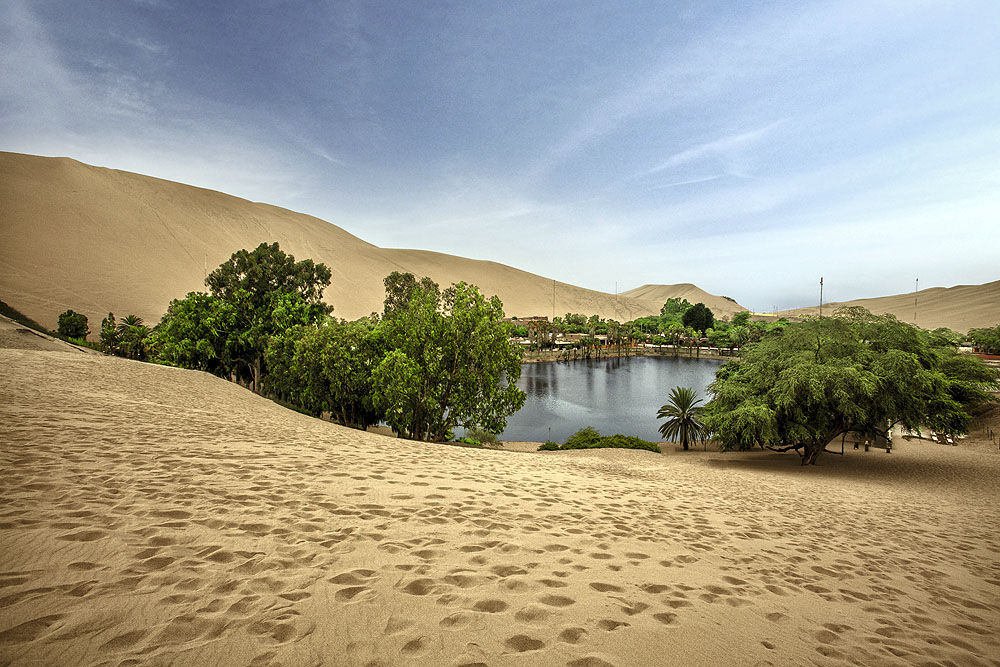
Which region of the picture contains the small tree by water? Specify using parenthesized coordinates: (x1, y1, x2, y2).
(657, 386, 707, 451)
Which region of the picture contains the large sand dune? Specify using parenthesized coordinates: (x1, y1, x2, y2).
(2, 336, 999, 665)
(0, 152, 741, 331)
(778, 281, 1000, 333)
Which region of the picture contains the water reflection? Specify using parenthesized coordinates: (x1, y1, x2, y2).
(502, 356, 722, 443)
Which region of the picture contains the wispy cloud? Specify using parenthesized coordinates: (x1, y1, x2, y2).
(639, 120, 785, 178)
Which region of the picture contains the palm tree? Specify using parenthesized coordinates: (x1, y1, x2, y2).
(117, 315, 146, 359)
(657, 386, 706, 451)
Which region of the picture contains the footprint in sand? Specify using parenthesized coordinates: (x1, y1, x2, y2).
(505, 634, 545, 652)
(472, 599, 509, 613)
(538, 594, 575, 607)
(558, 627, 588, 644)
(567, 657, 616, 667)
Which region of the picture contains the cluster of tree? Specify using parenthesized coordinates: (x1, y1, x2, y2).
(266, 273, 525, 441)
(100, 313, 152, 360)
(702, 306, 999, 465)
(521, 299, 788, 356)
(147, 244, 525, 442)
(57, 309, 89, 340)
(154, 242, 333, 392)
(968, 324, 1000, 354)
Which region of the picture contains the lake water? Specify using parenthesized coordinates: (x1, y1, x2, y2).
(498, 356, 724, 443)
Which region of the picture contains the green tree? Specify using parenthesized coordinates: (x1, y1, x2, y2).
(100, 312, 120, 354)
(383, 271, 440, 319)
(57, 309, 89, 339)
(657, 386, 707, 451)
(704, 311, 998, 465)
(731, 311, 751, 327)
(203, 242, 332, 392)
(660, 298, 692, 323)
(153, 292, 235, 376)
(117, 315, 149, 360)
(969, 325, 1000, 354)
(373, 277, 526, 441)
(266, 318, 386, 429)
(682, 302, 715, 333)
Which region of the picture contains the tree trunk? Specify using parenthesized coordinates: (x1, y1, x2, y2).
(802, 441, 822, 465)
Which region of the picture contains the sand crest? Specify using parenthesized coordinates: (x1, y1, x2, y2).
(1, 346, 999, 666)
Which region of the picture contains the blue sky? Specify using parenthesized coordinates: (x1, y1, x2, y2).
(3, 1, 998, 311)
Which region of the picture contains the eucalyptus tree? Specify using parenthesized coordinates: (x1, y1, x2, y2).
(373, 278, 526, 441)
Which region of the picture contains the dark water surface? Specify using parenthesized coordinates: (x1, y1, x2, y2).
(499, 356, 723, 443)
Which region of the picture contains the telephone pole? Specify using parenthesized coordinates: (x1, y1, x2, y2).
(819, 277, 824, 318)
(913, 278, 918, 325)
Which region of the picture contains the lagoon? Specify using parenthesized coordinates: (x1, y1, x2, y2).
(499, 356, 723, 443)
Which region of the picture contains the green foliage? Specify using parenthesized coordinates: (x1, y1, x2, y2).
(968, 324, 1000, 354)
(731, 311, 751, 327)
(456, 437, 481, 446)
(157, 243, 332, 392)
(373, 276, 526, 441)
(466, 427, 499, 445)
(383, 271, 441, 319)
(657, 386, 707, 451)
(682, 302, 714, 333)
(57, 309, 89, 339)
(538, 440, 560, 451)
(265, 317, 386, 429)
(704, 309, 999, 465)
(153, 293, 234, 375)
(115, 314, 150, 360)
(547, 427, 661, 453)
(660, 298, 692, 322)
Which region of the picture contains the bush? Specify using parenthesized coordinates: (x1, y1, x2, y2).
(563, 426, 602, 448)
(542, 427, 661, 453)
(466, 427, 499, 445)
(456, 437, 481, 446)
(57, 309, 89, 339)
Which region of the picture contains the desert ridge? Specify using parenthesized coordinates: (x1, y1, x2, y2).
(777, 280, 1000, 333)
(0, 151, 744, 332)
(1, 330, 999, 666)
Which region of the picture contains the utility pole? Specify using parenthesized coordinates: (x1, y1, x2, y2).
(552, 279, 555, 322)
(819, 277, 824, 318)
(913, 278, 918, 325)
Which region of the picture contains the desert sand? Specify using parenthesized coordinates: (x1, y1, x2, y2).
(778, 281, 1000, 334)
(2, 326, 999, 666)
(0, 152, 746, 333)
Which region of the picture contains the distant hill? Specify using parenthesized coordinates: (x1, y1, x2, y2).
(620, 284, 747, 322)
(0, 152, 743, 330)
(777, 281, 1000, 333)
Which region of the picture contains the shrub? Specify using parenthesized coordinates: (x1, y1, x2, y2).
(456, 437, 481, 446)
(466, 427, 499, 445)
(57, 309, 89, 339)
(543, 428, 661, 453)
(538, 441, 560, 451)
(563, 426, 602, 449)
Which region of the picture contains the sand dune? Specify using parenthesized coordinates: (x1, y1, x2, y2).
(778, 281, 1000, 333)
(2, 339, 999, 665)
(620, 284, 746, 322)
(0, 152, 735, 332)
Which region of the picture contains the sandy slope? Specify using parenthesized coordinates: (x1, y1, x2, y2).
(620, 284, 746, 322)
(0, 152, 734, 331)
(2, 347, 999, 666)
(778, 281, 1000, 333)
